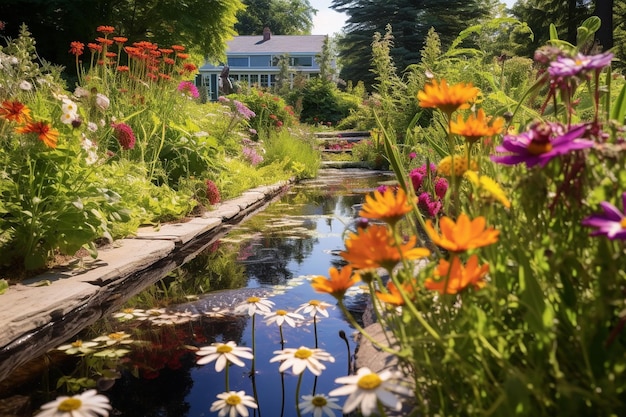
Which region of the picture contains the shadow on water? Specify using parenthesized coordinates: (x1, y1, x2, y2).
(0, 168, 395, 417)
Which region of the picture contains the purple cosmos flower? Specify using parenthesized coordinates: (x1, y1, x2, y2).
(233, 100, 256, 120)
(490, 122, 594, 168)
(409, 151, 417, 160)
(582, 192, 626, 240)
(548, 52, 614, 79)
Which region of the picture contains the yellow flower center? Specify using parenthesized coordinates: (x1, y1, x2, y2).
(247, 296, 260, 303)
(276, 309, 287, 316)
(527, 141, 553, 155)
(217, 345, 233, 354)
(311, 396, 328, 407)
(357, 373, 382, 390)
(58, 398, 82, 411)
(71, 340, 83, 347)
(109, 332, 124, 339)
(123, 308, 134, 313)
(309, 300, 320, 306)
(620, 218, 626, 228)
(294, 348, 313, 359)
(225, 394, 242, 406)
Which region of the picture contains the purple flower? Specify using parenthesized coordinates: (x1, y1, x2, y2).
(233, 100, 256, 120)
(582, 192, 626, 240)
(548, 52, 613, 79)
(111, 122, 136, 150)
(417, 163, 437, 176)
(242, 146, 263, 165)
(409, 169, 424, 192)
(177, 81, 200, 98)
(376, 184, 389, 194)
(409, 152, 417, 160)
(434, 177, 449, 200)
(490, 122, 594, 168)
(218, 96, 230, 103)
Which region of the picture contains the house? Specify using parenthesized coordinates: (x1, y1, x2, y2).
(197, 28, 327, 101)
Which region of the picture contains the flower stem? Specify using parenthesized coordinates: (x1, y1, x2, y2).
(295, 373, 304, 417)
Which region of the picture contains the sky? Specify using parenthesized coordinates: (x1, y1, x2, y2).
(310, 0, 517, 36)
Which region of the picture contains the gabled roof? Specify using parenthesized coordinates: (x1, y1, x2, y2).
(226, 35, 326, 55)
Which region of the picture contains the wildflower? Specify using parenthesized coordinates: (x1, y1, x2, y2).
(418, 192, 442, 217)
(95, 93, 110, 111)
(464, 171, 511, 208)
(56, 339, 100, 355)
(490, 122, 593, 168)
(195, 341, 253, 371)
(424, 254, 490, 294)
(112, 36, 127, 44)
(409, 169, 424, 191)
(341, 224, 430, 271)
(113, 308, 148, 321)
(450, 108, 504, 144)
(233, 100, 256, 120)
(16, 121, 59, 148)
(0, 100, 31, 123)
(35, 389, 111, 417)
(582, 191, 626, 240)
(92, 331, 134, 346)
(19, 80, 33, 91)
(96, 25, 115, 34)
(111, 122, 136, 150)
(295, 300, 332, 318)
(205, 179, 221, 205)
(234, 296, 275, 316)
(329, 367, 412, 416)
(548, 51, 613, 79)
(264, 309, 304, 328)
(417, 79, 479, 115)
(424, 212, 499, 252)
(311, 266, 360, 299)
(171, 44, 186, 51)
(210, 391, 257, 417)
(376, 280, 414, 306)
(177, 81, 200, 99)
(270, 346, 335, 376)
(437, 154, 478, 177)
(69, 41, 84, 56)
(359, 188, 415, 226)
(87, 43, 102, 53)
(434, 177, 449, 200)
(299, 394, 342, 417)
(409, 151, 417, 160)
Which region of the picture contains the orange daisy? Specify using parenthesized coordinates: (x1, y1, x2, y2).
(311, 266, 361, 299)
(0, 100, 31, 124)
(424, 213, 499, 253)
(15, 121, 59, 148)
(424, 254, 489, 294)
(450, 109, 504, 144)
(96, 25, 115, 35)
(376, 280, 415, 306)
(341, 224, 431, 271)
(359, 187, 415, 225)
(68, 41, 84, 56)
(417, 79, 479, 115)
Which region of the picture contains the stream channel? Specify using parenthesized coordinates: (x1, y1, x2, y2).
(0, 168, 395, 417)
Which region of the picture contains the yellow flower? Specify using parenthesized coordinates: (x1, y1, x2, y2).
(312, 266, 361, 299)
(424, 212, 499, 253)
(450, 109, 504, 144)
(437, 155, 478, 177)
(424, 254, 489, 294)
(359, 188, 415, 225)
(417, 79, 479, 115)
(341, 224, 430, 271)
(464, 171, 511, 208)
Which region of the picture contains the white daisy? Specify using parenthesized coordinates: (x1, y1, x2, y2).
(196, 341, 253, 372)
(270, 346, 335, 376)
(112, 308, 147, 321)
(92, 331, 134, 346)
(299, 393, 342, 417)
(328, 367, 412, 417)
(233, 296, 275, 316)
(264, 309, 304, 328)
(56, 339, 100, 355)
(35, 389, 111, 417)
(210, 390, 257, 417)
(295, 300, 333, 318)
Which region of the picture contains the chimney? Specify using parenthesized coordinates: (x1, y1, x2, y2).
(262, 26, 271, 41)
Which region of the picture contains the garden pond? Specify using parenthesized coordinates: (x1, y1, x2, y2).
(0, 168, 395, 417)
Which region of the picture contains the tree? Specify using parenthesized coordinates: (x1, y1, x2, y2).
(330, 0, 494, 88)
(235, 0, 315, 35)
(0, 0, 244, 74)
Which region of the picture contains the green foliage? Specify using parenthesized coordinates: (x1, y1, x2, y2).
(261, 127, 321, 179)
(236, 0, 315, 35)
(229, 88, 298, 136)
(297, 77, 358, 125)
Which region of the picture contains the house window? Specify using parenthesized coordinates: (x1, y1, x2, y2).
(227, 57, 248, 67)
(290, 56, 313, 67)
(250, 74, 259, 86)
(250, 55, 271, 67)
(260, 74, 269, 87)
(239, 74, 249, 86)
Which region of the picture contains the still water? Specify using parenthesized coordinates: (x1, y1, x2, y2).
(2, 168, 393, 417)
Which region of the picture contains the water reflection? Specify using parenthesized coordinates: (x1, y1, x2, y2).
(1, 169, 393, 417)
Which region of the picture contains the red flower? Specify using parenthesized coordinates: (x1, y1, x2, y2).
(183, 63, 197, 73)
(97, 25, 115, 34)
(97, 37, 114, 46)
(15, 120, 59, 148)
(69, 41, 84, 56)
(113, 36, 127, 44)
(205, 180, 221, 205)
(117, 65, 130, 72)
(176, 53, 189, 60)
(159, 48, 174, 55)
(87, 43, 102, 53)
(164, 58, 175, 65)
(0, 100, 31, 123)
(171, 45, 185, 51)
(111, 122, 136, 150)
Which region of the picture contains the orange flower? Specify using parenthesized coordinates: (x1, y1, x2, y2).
(0, 100, 31, 124)
(424, 254, 489, 294)
(69, 41, 84, 56)
(450, 109, 504, 144)
(311, 266, 361, 299)
(176, 53, 189, 60)
(171, 45, 186, 51)
(16, 121, 59, 148)
(359, 188, 415, 226)
(376, 280, 415, 306)
(417, 79, 479, 115)
(341, 224, 430, 271)
(424, 213, 499, 252)
(97, 25, 115, 34)
(113, 37, 128, 44)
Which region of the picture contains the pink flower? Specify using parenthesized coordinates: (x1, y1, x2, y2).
(177, 81, 200, 99)
(206, 180, 221, 205)
(111, 122, 136, 150)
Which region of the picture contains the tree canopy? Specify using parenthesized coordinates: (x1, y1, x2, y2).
(235, 0, 316, 35)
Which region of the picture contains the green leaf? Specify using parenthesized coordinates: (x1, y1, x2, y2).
(549, 23, 559, 40)
(611, 83, 626, 124)
(0, 279, 8, 295)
